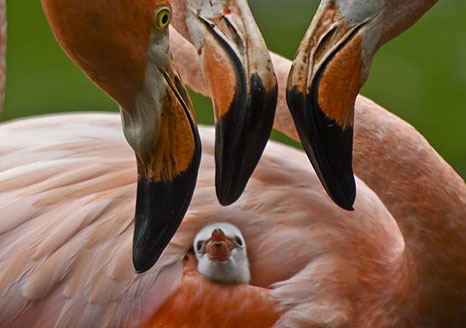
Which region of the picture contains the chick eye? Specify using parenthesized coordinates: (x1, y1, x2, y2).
(153, 6, 171, 30)
(235, 236, 243, 246)
(196, 240, 203, 252)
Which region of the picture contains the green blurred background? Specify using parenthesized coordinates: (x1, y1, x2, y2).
(3, 0, 465, 178)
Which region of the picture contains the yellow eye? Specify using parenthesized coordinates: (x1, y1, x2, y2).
(153, 6, 171, 30)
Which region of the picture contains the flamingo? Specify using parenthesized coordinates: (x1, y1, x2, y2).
(40, 0, 278, 273)
(1, 1, 465, 328)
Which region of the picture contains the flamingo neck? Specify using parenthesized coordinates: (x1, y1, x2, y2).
(378, 0, 439, 48)
(353, 97, 466, 324)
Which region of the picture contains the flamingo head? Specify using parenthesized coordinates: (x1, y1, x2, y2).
(286, 0, 438, 211)
(286, 0, 386, 211)
(41, 0, 201, 273)
(194, 222, 250, 284)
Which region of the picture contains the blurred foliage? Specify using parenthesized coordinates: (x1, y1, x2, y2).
(3, 0, 465, 178)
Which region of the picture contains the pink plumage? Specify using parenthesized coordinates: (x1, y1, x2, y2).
(1, 0, 466, 326)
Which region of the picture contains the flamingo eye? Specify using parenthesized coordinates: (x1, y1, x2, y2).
(153, 6, 171, 30)
(196, 240, 203, 252)
(235, 236, 243, 246)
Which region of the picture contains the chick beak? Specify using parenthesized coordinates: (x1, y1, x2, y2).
(286, 3, 368, 210)
(208, 228, 232, 262)
(184, 0, 277, 206)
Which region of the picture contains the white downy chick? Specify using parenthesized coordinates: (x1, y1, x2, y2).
(194, 222, 250, 284)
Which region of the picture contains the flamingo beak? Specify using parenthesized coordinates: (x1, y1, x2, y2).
(184, 0, 278, 206)
(207, 228, 232, 262)
(41, 0, 201, 273)
(286, 3, 368, 210)
(131, 53, 201, 274)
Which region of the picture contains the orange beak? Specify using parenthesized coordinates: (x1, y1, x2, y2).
(181, 0, 278, 206)
(286, 3, 369, 210)
(207, 228, 232, 262)
(131, 65, 202, 274)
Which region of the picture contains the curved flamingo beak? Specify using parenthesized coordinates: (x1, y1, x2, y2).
(286, 3, 372, 210)
(131, 65, 202, 274)
(179, 0, 278, 206)
(41, 0, 201, 274)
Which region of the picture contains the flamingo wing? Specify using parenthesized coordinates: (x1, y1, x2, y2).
(0, 114, 184, 327)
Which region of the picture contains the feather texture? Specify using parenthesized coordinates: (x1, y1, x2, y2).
(0, 114, 396, 326)
(0, 0, 5, 115)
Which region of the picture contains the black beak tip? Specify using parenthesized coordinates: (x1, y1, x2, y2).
(134, 268, 146, 274)
(133, 254, 157, 274)
(132, 152, 200, 273)
(132, 215, 167, 274)
(318, 170, 356, 211)
(334, 192, 356, 211)
(215, 179, 245, 206)
(216, 192, 238, 207)
(214, 75, 278, 207)
(286, 86, 357, 212)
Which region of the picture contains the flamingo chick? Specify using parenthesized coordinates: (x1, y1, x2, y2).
(194, 223, 250, 284)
